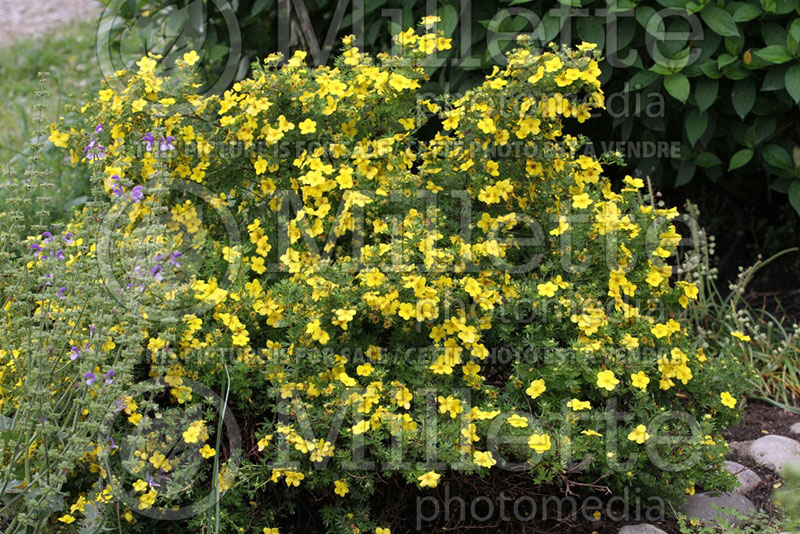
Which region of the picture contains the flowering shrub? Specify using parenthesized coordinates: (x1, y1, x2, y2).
(3, 22, 755, 533)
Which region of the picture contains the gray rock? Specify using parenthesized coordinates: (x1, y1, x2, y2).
(723, 460, 762, 494)
(728, 440, 752, 456)
(747, 434, 800, 475)
(790, 422, 800, 435)
(618, 525, 668, 534)
(682, 491, 755, 526)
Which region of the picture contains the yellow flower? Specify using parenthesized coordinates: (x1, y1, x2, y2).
(254, 156, 268, 175)
(183, 421, 206, 444)
(334, 479, 349, 497)
(567, 399, 591, 411)
(284, 470, 304, 487)
(150, 451, 169, 470)
(58, 514, 76, 524)
(356, 363, 374, 376)
(537, 281, 558, 297)
(305, 319, 330, 344)
(473, 450, 497, 468)
(720, 391, 737, 409)
(476, 116, 496, 134)
(200, 444, 216, 458)
(596, 370, 619, 391)
(332, 308, 356, 330)
(731, 331, 751, 342)
(627, 424, 651, 444)
(352, 420, 370, 434)
(572, 193, 592, 209)
(132, 479, 148, 492)
(138, 489, 157, 510)
(527, 433, 552, 453)
(631, 372, 650, 391)
(525, 379, 546, 399)
(299, 118, 317, 134)
(182, 50, 200, 66)
(418, 470, 440, 488)
(506, 414, 529, 428)
(49, 128, 69, 148)
(437, 395, 463, 419)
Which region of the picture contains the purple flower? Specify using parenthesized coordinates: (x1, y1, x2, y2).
(42, 231, 53, 243)
(141, 133, 155, 152)
(159, 135, 176, 152)
(30, 243, 41, 256)
(95, 124, 104, 133)
(131, 185, 144, 203)
(57, 287, 67, 299)
(168, 251, 181, 267)
(105, 370, 115, 385)
(84, 136, 106, 160)
(145, 471, 160, 489)
(115, 399, 125, 412)
(110, 174, 123, 197)
(70, 347, 80, 361)
(89, 324, 95, 337)
(56, 250, 65, 260)
(64, 233, 74, 245)
(108, 437, 117, 449)
(84, 372, 96, 386)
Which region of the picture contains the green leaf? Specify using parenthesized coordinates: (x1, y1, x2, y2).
(576, 16, 605, 51)
(656, 0, 688, 8)
(726, 2, 762, 22)
(701, 5, 740, 37)
(789, 181, 800, 216)
(636, 6, 658, 35)
(664, 73, 690, 103)
(754, 116, 777, 145)
(731, 77, 756, 119)
(686, 109, 708, 147)
(698, 60, 722, 79)
(725, 35, 745, 56)
(763, 144, 793, 169)
(728, 148, 754, 170)
(436, 4, 459, 38)
(791, 19, 800, 43)
(785, 64, 800, 104)
(753, 45, 794, 63)
(628, 69, 661, 90)
(717, 53, 737, 68)
(251, 0, 272, 16)
(675, 159, 696, 186)
(696, 151, 722, 167)
(761, 65, 789, 91)
(695, 77, 718, 112)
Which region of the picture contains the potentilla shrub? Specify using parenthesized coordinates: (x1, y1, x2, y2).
(33, 21, 755, 533)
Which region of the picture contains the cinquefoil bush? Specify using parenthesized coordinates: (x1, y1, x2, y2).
(3, 22, 755, 533)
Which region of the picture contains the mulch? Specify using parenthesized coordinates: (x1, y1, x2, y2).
(723, 399, 800, 442)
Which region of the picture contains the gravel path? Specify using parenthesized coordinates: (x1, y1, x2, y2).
(0, 0, 101, 45)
